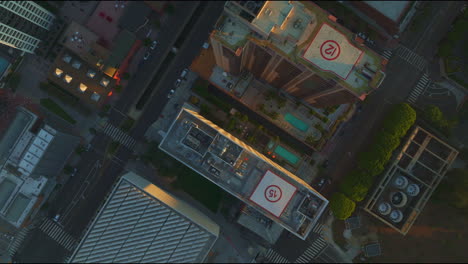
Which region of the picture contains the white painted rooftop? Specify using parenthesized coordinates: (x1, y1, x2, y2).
(302, 23, 363, 80)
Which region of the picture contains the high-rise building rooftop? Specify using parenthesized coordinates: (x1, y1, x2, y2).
(159, 108, 328, 240)
(211, 1, 387, 107)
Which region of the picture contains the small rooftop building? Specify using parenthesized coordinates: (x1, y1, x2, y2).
(160, 108, 328, 240)
(0, 107, 79, 228)
(69, 171, 220, 263)
(364, 126, 459, 235)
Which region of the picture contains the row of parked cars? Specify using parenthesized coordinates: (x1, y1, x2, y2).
(168, 68, 189, 98)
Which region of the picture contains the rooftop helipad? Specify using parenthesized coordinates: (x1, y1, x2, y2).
(302, 23, 364, 80)
(249, 170, 297, 217)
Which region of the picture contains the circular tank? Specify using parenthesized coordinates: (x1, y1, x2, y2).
(394, 175, 409, 189)
(378, 202, 391, 215)
(389, 210, 403, 223)
(391, 191, 408, 208)
(406, 183, 420, 197)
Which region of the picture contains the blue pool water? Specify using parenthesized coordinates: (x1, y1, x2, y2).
(0, 57, 10, 77)
(284, 113, 309, 132)
(274, 145, 300, 165)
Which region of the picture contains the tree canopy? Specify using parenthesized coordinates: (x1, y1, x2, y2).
(330, 192, 356, 220)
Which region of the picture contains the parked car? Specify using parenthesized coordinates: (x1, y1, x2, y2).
(143, 51, 150, 60)
(53, 214, 61, 222)
(70, 167, 78, 177)
(85, 143, 92, 152)
(150, 40, 158, 50)
(180, 69, 189, 78)
(174, 79, 181, 88)
(167, 89, 175, 98)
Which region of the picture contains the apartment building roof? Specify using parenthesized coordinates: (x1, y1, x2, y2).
(214, 1, 386, 97)
(160, 108, 328, 240)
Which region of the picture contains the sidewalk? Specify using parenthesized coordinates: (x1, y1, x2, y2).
(321, 213, 354, 263)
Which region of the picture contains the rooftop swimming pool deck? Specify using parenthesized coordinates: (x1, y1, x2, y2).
(274, 145, 300, 165)
(284, 113, 309, 132)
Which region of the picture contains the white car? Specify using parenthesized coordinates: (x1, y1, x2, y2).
(202, 42, 210, 49)
(150, 40, 158, 50)
(143, 51, 150, 60)
(53, 214, 61, 222)
(167, 89, 175, 98)
(180, 69, 188, 78)
(174, 79, 181, 88)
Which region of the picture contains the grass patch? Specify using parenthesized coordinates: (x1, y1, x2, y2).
(40, 82, 92, 116)
(193, 79, 231, 113)
(120, 117, 135, 132)
(40, 98, 76, 124)
(108, 141, 120, 156)
(143, 142, 224, 212)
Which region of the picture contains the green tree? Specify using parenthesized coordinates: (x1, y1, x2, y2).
(357, 151, 385, 176)
(340, 170, 373, 202)
(241, 114, 248, 122)
(422, 105, 457, 136)
(330, 192, 356, 220)
(374, 131, 401, 153)
(382, 103, 416, 138)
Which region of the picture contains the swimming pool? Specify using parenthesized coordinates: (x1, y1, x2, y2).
(284, 113, 309, 132)
(274, 145, 300, 165)
(0, 57, 10, 78)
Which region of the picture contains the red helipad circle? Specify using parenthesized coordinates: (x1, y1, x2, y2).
(320, 40, 341, 61)
(264, 185, 282, 203)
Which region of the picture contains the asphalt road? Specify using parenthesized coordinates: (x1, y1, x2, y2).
(47, 1, 225, 240)
(321, 1, 464, 196)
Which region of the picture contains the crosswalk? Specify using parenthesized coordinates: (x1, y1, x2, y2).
(101, 122, 137, 149)
(7, 223, 34, 256)
(311, 223, 324, 235)
(381, 50, 393, 60)
(263, 248, 290, 263)
(407, 73, 431, 103)
(39, 219, 77, 252)
(395, 45, 427, 72)
(295, 236, 328, 263)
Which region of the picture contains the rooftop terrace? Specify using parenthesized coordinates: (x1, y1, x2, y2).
(365, 126, 459, 235)
(160, 108, 328, 240)
(214, 1, 386, 96)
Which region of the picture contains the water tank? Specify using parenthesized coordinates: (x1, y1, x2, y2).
(394, 175, 409, 189)
(378, 202, 391, 215)
(390, 191, 408, 208)
(406, 183, 420, 196)
(389, 210, 403, 223)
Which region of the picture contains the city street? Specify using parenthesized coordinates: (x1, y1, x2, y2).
(321, 1, 465, 196)
(44, 0, 225, 246)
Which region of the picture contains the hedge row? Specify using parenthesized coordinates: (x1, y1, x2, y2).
(330, 103, 416, 219)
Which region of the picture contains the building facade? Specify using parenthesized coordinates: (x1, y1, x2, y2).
(210, 1, 386, 107)
(0, 1, 56, 54)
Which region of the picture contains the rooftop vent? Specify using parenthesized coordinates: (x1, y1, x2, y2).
(378, 202, 391, 216)
(389, 210, 403, 223)
(390, 191, 407, 208)
(393, 175, 408, 189)
(406, 183, 420, 196)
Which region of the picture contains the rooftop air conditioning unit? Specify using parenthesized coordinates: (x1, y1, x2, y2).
(389, 210, 403, 223)
(378, 202, 391, 216)
(393, 175, 409, 189)
(406, 183, 420, 196)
